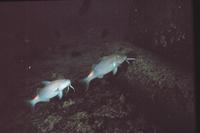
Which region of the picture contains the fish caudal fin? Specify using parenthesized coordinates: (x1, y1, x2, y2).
(27, 96, 40, 109)
(82, 77, 91, 90)
(81, 72, 95, 90)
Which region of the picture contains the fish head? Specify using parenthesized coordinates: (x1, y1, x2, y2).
(114, 54, 127, 65)
(58, 79, 71, 91)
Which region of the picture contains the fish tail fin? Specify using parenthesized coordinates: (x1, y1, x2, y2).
(82, 77, 91, 90)
(81, 72, 95, 90)
(26, 96, 40, 109)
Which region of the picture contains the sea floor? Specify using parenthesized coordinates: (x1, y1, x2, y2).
(0, 38, 195, 133)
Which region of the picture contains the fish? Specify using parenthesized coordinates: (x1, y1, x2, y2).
(28, 79, 75, 108)
(82, 54, 135, 89)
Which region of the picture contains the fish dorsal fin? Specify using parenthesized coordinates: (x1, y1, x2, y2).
(42, 81, 51, 85)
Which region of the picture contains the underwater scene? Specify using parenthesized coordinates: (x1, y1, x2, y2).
(0, 1, 195, 133)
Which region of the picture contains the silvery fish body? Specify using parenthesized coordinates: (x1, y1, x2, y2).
(82, 54, 128, 88)
(28, 79, 74, 108)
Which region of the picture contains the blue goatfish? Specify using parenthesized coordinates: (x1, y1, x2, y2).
(82, 54, 135, 89)
(28, 79, 74, 108)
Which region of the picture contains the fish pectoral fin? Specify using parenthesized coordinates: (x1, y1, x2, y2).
(58, 91, 63, 99)
(113, 67, 118, 75)
(42, 81, 51, 85)
(113, 62, 117, 67)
